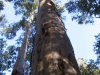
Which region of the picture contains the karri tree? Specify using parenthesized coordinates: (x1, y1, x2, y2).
(1, 0, 100, 75)
(1, 0, 82, 75)
(30, 0, 80, 75)
(12, 23, 31, 75)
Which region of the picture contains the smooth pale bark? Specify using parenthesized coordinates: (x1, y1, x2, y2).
(11, 9, 34, 75)
(31, 0, 81, 75)
(11, 23, 31, 75)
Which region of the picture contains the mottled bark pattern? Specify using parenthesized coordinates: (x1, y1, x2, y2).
(31, 0, 80, 75)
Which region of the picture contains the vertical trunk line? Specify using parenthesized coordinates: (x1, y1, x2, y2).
(12, 22, 31, 75)
(31, 0, 81, 75)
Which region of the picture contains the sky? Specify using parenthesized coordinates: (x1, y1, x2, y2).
(64, 13, 100, 60)
(1, 0, 100, 74)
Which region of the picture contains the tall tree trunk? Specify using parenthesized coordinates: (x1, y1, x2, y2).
(11, 8, 34, 74)
(31, 0, 81, 75)
(11, 23, 31, 75)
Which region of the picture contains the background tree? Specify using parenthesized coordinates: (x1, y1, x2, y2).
(77, 58, 100, 75)
(30, 0, 80, 75)
(11, 23, 31, 75)
(0, 0, 37, 74)
(0, 0, 65, 74)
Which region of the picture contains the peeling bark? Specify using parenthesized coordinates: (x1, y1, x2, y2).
(31, 0, 81, 75)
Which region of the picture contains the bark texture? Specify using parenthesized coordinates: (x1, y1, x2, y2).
(31, 0, 81, 75)
(12, 23, 31, 75)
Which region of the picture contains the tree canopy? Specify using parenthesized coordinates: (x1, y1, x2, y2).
(65, 0, 100, 24)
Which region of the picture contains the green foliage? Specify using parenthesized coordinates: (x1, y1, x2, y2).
(65, 0, 100, 24)
(65, 0, 100, 68)
(0, 39, 16, 73)
(0, 0, 37, 74)
(0, 38, 7, 50)
(0, 0, 64, 74)
(14, 0, 38, 17)
(0, 1, 4, 10)
(77, 58, 100, 75)
(0, 3, 7, 26)
(55, 1, 65, 15)
(94, 33, 100, 63)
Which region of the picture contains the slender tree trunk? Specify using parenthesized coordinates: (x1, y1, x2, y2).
(11, 23, 31, 75)
(31, 0, 80, 75)
(11, 8, 34, 74)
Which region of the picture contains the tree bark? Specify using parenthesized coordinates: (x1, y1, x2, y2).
(12, 23, 31, 75)
(31, 0, 81, 75)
